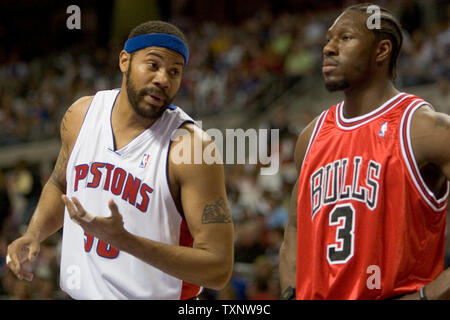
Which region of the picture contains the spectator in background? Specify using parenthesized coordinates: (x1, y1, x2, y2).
(30, 236, 62, 299)
(247, 255, 279, 300)
(400, 29, 435, 86)
(8, 161, 41, 229)
(264, 226, 285, 264)
(234, 219, 266, 264)
(283, 33, 317, 86)
(264, 194, 288, 231)
(2, 3, 445, 146)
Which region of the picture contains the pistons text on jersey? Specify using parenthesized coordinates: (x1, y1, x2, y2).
(73, 162, 154, 213)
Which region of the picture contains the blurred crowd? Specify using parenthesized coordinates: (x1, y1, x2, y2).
(1, 1, 448, 146)
(0, 0, 449, 300)
(0, 162, 67, 299)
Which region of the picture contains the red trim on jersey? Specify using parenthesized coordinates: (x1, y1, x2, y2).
(179, 219, 202, 299)
(400, 100, 448, 211)
(337, 93, 409, 129)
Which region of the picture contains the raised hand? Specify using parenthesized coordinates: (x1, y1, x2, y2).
(61, 195, 127, 249)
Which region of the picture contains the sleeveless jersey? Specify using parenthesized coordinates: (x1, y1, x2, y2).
(60, 89, 202, 299)
(296, 92, 449, 300)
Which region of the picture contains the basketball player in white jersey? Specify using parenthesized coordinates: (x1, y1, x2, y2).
(6, 21, 234, 299)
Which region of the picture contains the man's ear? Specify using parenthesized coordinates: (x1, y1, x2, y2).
(375, 39, 393, 65)
(119, 50, 131, 73)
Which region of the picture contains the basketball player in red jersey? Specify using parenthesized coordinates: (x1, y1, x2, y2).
(279, 4, 450, 299)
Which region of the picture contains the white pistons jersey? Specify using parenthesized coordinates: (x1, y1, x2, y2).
(59, 89, 201, 299)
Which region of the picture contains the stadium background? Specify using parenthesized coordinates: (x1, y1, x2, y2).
(0, 0, 448, 299)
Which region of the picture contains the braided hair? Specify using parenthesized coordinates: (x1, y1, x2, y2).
(345, 3, 404, 80)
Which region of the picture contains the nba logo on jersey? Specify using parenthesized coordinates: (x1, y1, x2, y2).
(140, 153, 150, 168)
(378, 122, 388, 137)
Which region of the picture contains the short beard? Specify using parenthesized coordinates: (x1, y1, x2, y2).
(324, 79, 350, 92)
(125, 64, 172, 120)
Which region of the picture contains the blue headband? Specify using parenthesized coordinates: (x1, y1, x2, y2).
(124, 33, 189, 66)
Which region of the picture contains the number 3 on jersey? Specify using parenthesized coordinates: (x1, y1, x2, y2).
(84, 232, 119, 259)
(327, 204, 355, 264)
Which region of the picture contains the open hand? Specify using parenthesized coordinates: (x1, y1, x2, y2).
(6, 234, 40, 281)
(61, 195, 127, 249)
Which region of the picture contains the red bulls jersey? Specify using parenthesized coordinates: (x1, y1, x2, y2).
(296, 92, 449, 300)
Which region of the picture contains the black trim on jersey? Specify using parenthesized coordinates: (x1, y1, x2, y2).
(351, 157, 366, 201)
(109, 89, 121, 152)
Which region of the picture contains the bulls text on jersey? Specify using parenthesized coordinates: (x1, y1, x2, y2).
(73, 162, 154, 213)
(310, 156, 381, 218)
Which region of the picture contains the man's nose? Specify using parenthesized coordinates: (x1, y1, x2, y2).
(152, 68, 170, 89)
(323, 38, 338, 57)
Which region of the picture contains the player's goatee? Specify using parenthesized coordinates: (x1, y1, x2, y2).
(126, 71, 172, 119)
(325, 79, 350, 92)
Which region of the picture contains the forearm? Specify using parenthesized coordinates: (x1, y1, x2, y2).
(24, 180, 65, 242)
(279, 232, 297, 292)
(397, 267, 450, 300)
(114, 230, 232, 290)
(280, 179, 299, 292)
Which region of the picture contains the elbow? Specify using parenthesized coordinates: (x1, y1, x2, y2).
(207, 270, 232, 291)
(205, 257, 234, 291)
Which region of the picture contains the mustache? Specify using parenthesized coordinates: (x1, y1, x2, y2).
(139, 87, 169, 101)
(323, 57, 339, 66)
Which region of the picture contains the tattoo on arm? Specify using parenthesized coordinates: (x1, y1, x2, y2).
(52, 106, 74, 192)
(60, 106, 73, 133)
(50, 147, 68, 192)
(202, 198, 232, 224)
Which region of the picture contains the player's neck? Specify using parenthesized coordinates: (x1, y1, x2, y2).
(114, 90, 158, 131)
(110, 91, 159, 150)
(342, 80, 400, 119)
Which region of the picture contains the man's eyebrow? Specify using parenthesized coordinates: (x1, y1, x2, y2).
(145, 51, 184, 66)
(327, 25, 360, 36)
(146, 51, 164, 59)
